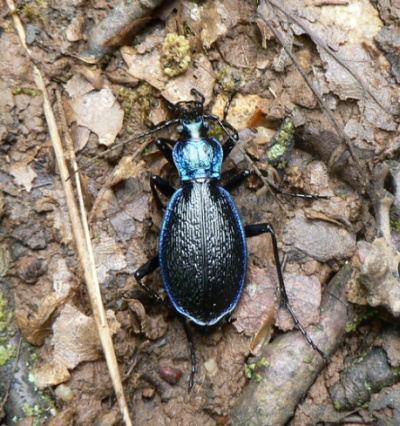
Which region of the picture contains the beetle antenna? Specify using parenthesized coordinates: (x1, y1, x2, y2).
(66, 118, 180, 181)
(190, 88, 205, 105)
(223, 89, 239, 121)
(205, 113, 280, 202)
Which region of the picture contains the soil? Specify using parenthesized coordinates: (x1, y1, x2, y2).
(1, 0, 400, 425)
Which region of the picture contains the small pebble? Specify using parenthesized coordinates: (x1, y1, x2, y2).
(17, 256, 46, 284)
(55, 384, 74, 402)
(158, 366, 182, 386)
(142, 387, 156, 399)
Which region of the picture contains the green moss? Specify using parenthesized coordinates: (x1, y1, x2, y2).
(20, 4, 40, 22)
(118, 87, 136, 121)
(0, 291, 55, 422)
(209, 124, 225, 142)
(182, 22, 193, 38)
(22, 403, 35, 417)
(303, 354, 314, 364)
(257, 357, 270, 368)
(0, 291, 10, 328)
(161, 33, 191, 77)
(216, 68, 237, 95)
(333, 401, 342, 410)
(267, 143, 287, 160)
(254, 373, 263, 382)
(18, 0, 47, 23)
(245, 356, 270, 379)
(11, 87, 42, 97)
(0, 290, 15, 344)
(345, 310, 375, 333)
(263, 117, 295, 169)
(118, 83, 157, 126)
(20, 402, 47, 425)
(0, 344, 17, 366)
(391, 220, 400, 232)
(244, 363, 253, 379)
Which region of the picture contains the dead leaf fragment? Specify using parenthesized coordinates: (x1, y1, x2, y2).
(233, 265, 276, 354)
(9, 162, 37, 192)
(127, 298, 168, 340)
(106, 309, 121, 335)
(53, 304, 102, 370)
(36, 362, 71, 389)
(283, 211, 356, 262)
(65, 16, 84, 42)
(65, 74, 95, 98)
(92, 231, 127, 283)
(16, 294, 69, 346)
(212, 94, 269, 131)
(68, 88, 124, 147)
(122, 46, 215, 104)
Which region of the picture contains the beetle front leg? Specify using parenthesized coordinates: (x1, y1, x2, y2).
(155, 138, 175, 166)
(222, 137, 236, 161)
(150, 175, 176, 210)
(245, 223, 328, 361)
(223, 169, 251, 192)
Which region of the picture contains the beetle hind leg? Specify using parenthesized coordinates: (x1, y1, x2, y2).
(181, 321, 197, 391)
(245, 223, 328, 362)
(134, 254, 165, 302)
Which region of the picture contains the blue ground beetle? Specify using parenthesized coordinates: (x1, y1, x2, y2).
(134, 89, 325, 388)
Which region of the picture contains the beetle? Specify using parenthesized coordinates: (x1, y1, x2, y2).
(134, 89, 325, 388)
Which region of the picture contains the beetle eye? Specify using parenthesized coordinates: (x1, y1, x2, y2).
(177, 124, 183, 133)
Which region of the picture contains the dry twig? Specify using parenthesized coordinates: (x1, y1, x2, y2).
(5, 1, 133, 424)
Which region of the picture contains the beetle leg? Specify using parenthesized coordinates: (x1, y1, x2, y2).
(223, 89, 239, 120)
(245, 223, 328, 361)
(220, 90, 240, 160)
(155, 138, 176, 166)
(222, 137, 236, 161)
(264, 177, 331, 200)
(204, 114, 239, 146)
(182, 321, 197, 391)
(223, 169, 251, 192)
(150, 175, 176, 210)
(190, 88, 205, 104)
(134, 254, 164, 301)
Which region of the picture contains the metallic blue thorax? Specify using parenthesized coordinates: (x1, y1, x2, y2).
(173, 138, 223, 182)
(172, 117, 223, 182)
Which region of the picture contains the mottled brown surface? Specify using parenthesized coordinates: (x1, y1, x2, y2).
(1, 0, 400, 424)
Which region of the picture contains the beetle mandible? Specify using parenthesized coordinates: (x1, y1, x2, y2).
(134, 89, 325, 388)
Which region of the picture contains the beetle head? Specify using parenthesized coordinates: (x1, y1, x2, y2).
(173, 99, 209, 140)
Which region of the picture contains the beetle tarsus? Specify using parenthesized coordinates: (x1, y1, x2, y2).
(182, 321, 197, 391)
(245, 222, 326, 360)
(134, 255, 163, 302)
